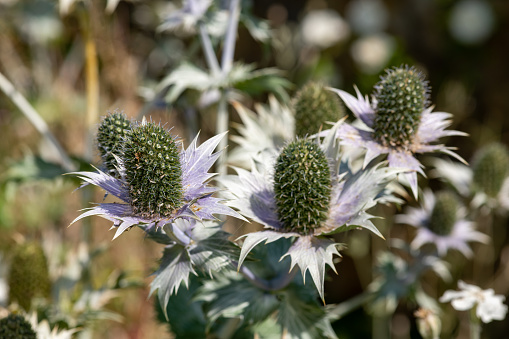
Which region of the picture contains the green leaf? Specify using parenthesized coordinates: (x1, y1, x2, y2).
(150, 244, 196, 319)
(155, 274, 207, 339)
(277, 285, 338, 339)
(233, 67, 291, 102)
(3, 154, 66, 182)
(159, 63, 214, 103)
(196, 272, 279, 326)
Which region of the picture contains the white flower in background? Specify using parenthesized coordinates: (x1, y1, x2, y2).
(440, 280, 508, 323)
(449, 0, 495, 45)
(414, 308, 441, 339)
(396, 190, 489, 257)
(301, 9, 350, 49)
(28, 313, 77, 339)
(350, 33, 395, 74)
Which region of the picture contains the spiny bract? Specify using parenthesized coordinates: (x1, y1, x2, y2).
(123, 122, 183, 219)
(8, 242, 51, 311)
(97, 110, 132, 176)
(472, 142, 509, 197)
(372, 65, 430, 148)
(0, 314, 36, 339)
(428, 191, 458, 236)
(273, 139, 331, 234)
(293, 81, 344, 137)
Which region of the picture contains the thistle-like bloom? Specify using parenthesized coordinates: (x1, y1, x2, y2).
(432, 143, 509, 212)
(71, 120, 243, 239)
(440, 280, 508, 323)
(329, 65, 466, 198)
(396, 190, 489, 257)
(228, 82, 345, 169)
(222, 123, 399, 300)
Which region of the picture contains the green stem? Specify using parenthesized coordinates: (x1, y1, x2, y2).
(198, 24, 220, 75)
(0, 72, 75, 171)
(469, 307, 482, 339)
(216, 91, 229, 178)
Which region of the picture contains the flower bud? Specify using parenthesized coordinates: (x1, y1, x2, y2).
(8, 242, 51, 311)
(429, 191, 458, 235)
(273, 139, 331, 234)
(293, 82, 345, 137)
(123, 122, 183, 219)
(97, 110, 132, 177)
(0, 314, 36, 339)
(472, 142, 509, 197)
(372, 65, 430, 148)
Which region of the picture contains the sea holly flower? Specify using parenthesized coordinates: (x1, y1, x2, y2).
(293, 81, 345, 137)
(396, 190, 489, 257)
(96, 110, 132, 177)
(432, 142, 509, 212)
(328, 65, 467, 198)
(222, 122, 400, 300)
(228, 82, 345, 169)
(440, 280, 508, 323)
(70, 119, 244, 239)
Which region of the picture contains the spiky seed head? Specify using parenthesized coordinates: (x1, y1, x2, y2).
(8, 242, 51, 311)
(428, 191, 458, 236)
(273, 139, 331, 234)
(293, 81, 345, 137)
(472, 142, 509, 197)
(97, 110, 132, 177)
(372, 65, 430, 148)
(123, 122, 183, 219)
(0, 314, 37, 339)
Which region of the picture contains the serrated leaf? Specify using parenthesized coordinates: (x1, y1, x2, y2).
(277, 285, 337, 339)
(196, 272, 279, 326)
(150, 244, 195, 319)
(156, 274, 207, 339)
(282, 236, 343, 302)
(159, 63, 214, 103)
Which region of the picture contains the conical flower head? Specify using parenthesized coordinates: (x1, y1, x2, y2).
(0, 314, 36, 339)
(97, 110, 132, 176)
(123, 122, 184, 219)
(8, 242, 51, 310)
(428, 191, 458, 236)
(372, 65, 430, 148)
(472, 142, 509, 197)
(273, 139, 331, 234)
(293, 81, 345, 137)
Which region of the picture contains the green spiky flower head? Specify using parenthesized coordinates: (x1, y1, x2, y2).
(372, 65, 430, 148)
(273, 139, 332, 234)
(293, 81, 345, 137)
(97, 110, 132, 176)
(472, 143, 509, 197)
(8, 242, 51, 311)
(0, 314, 36, 339)
(428, 191, 458, 236)
(123, 121, 184, 219)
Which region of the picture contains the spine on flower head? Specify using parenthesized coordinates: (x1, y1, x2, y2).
(428, 191, 458, 236)
(372, 65, 430, 148)
(97, 110, 133, 177)
(273, 139, 332, 234)
(472, 142, 509, 197)
(292, 81, 345, 137)
(123, 121, 184, 219)
(8, 242, 51, 311)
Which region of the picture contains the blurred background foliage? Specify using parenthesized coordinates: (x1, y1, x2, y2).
(1, 0, 509, 338)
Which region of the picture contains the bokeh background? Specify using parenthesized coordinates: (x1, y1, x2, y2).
(1, 0, 509, 338)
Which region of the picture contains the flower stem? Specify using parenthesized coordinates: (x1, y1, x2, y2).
(469, 307, 482, 339)
(221, 0, 240, 75)
(234, 261, 298, 291)
(0, 71, 75, 171)
(198, 24, 220, 75)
